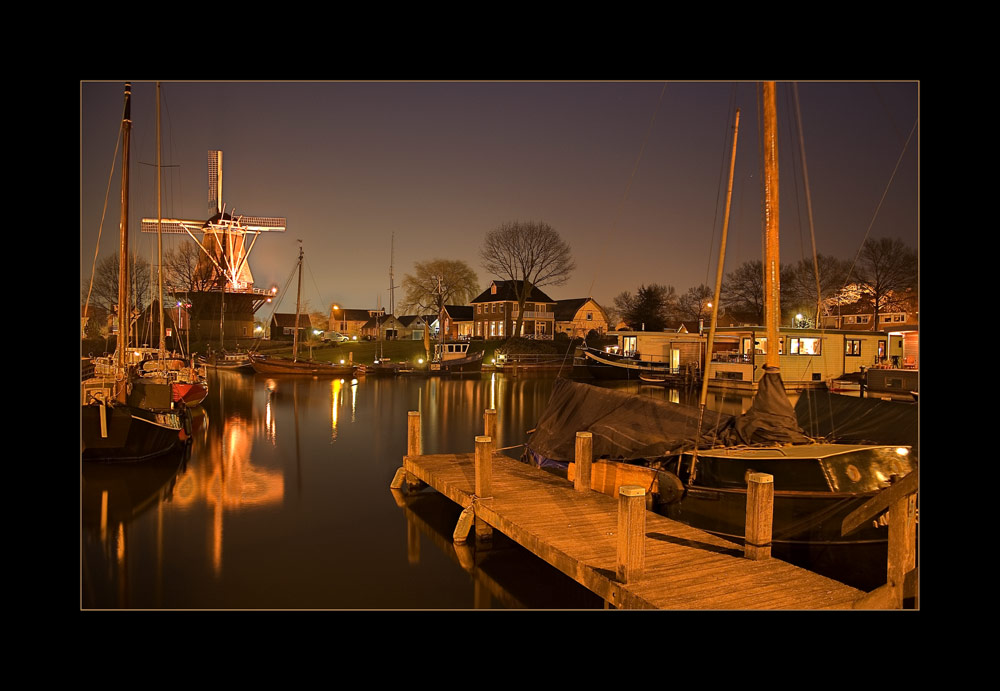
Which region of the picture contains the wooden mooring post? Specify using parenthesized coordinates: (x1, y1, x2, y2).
(574, 431, 592, 492)
(484, 408, 497, 456)
(390, 410, 425, 491)
(744, 472, 774, 560)
(617, 485, 646, 583)
(474, 435, 494, 545)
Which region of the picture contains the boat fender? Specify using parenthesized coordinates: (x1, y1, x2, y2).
(655, 470, 685, 505)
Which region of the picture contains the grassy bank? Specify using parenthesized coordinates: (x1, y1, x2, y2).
(82, 333, 615, 366)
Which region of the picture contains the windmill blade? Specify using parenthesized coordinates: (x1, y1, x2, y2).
(241, 216, 287, 232)
(141, 218, 207, 234)
(208, 150, 222, 216)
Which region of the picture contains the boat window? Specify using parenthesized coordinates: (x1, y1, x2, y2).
(845, 339, 861, 356)
(789, 337, 821, 355)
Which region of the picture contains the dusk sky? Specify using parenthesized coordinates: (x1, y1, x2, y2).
(80, 80, 918, 318)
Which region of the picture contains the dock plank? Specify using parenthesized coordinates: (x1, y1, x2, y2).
(402, 452, 866, 609)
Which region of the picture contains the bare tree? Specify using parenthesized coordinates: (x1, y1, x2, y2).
(480, 220, 575, 337)
(399, 258, 479, 318)
(163, 241, 215, 295)
(82, 252, 152, 317)
(782, 254, 852, 327)
(851, 237, 917, 331)
(676, 284, 714, 323)
(721, 260, 765, 325)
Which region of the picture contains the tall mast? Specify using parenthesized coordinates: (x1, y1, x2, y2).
(690, 107, 741, 485)
(762, 81, 781, 370)
(389, 233, 395, 316)
(116, 82, 132, 402)
(293, 242, 303, 361)
(700, 107, 740, 408)
(156, 82, 165, 361)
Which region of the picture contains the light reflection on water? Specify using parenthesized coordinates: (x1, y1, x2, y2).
(81, 371, 754, 610)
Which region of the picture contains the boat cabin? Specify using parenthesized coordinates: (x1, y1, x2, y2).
(707, 327, 892, 390)
(434, 342, 471, 361)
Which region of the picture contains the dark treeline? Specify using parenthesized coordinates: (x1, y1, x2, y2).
(611, 237, 917, 330)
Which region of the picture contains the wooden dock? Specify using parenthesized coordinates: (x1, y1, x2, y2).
(392, 411, 885, 610)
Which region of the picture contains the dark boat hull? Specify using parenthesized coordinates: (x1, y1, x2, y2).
(82, 404, 191, 463)
(249, 355, 357, 377)
(429, 350, 484, 374)
(197, 352, 254, 372)
(581, 345, 682, 381)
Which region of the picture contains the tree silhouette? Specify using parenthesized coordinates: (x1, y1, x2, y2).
(481, 221, 574, 337)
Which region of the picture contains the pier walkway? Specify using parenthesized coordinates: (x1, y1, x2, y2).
(397, 445, 868, 610)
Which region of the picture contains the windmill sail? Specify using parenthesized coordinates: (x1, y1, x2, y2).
(140, 150, 286, 292)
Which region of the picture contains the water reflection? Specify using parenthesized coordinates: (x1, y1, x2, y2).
(81, 448, 189, 608)
(81, 371, 756, 609)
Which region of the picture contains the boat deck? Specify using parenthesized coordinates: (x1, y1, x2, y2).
(400, 451, 868, 609)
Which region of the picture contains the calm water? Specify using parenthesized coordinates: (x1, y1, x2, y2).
(81, 370, 756, 610)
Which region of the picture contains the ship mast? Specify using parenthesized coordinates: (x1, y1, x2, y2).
(762, 81, 781, 370)
(156, 82, 165, 363)
(116, 83, 132, 403)
(292, 242, 303, 361)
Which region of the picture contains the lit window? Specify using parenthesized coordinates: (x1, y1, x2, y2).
(790, 337, 821, 355)
(845, 339, 861, 356)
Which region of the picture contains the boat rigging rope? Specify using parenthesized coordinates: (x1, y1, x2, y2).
(585, 82, 667, 303)
(249, 254, 301, 352)
(84, 103, 125, 321)
(841, 117, 918, 291)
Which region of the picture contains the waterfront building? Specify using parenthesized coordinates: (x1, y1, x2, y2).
(471, 280, 556, 340)
(554, 297, 610, 339)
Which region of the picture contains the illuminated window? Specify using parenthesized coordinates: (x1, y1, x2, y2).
(789, 337, 821, 355)
(845, 339, 861, 356)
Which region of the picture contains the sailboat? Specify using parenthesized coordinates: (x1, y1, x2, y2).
(249, 245, 357, 377)
(523, 83, 915, 591)
(82, 83, 193, 463)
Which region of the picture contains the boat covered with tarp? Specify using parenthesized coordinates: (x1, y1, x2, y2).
(522, 373, 915, 591)
(524, 371, 812, 471)
(794, 388, 918, 456)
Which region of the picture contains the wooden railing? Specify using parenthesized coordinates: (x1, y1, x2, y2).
(841, 471, 919, 609)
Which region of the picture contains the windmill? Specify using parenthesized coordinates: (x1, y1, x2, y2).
(141, 150, 287, 344)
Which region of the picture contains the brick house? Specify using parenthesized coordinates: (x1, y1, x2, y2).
(554, 297, 610, 338)
(471, 280, 556, 340)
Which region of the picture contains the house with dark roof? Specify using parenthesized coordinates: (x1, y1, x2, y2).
(470, 280, 556, 339)
(397, 315, 432, 340)
(329, 306, 384, 341)
(270, 313, 313, 341)
(554, 297, 610, 338)
(432, 305, 475, 340)
(361, 313, 406, 340)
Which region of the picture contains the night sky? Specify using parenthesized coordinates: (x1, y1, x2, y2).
(80, 81, 918, 317)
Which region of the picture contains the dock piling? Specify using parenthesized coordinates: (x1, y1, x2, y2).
(886, 491, 918, 608)
(574, 431, 593, 492)
(405, 410, 424, 491)
(484, 409, 497, 457)
(745, 472, 774, 560)
(616, 485, 646, 583)
(474, 435, 494, 544)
